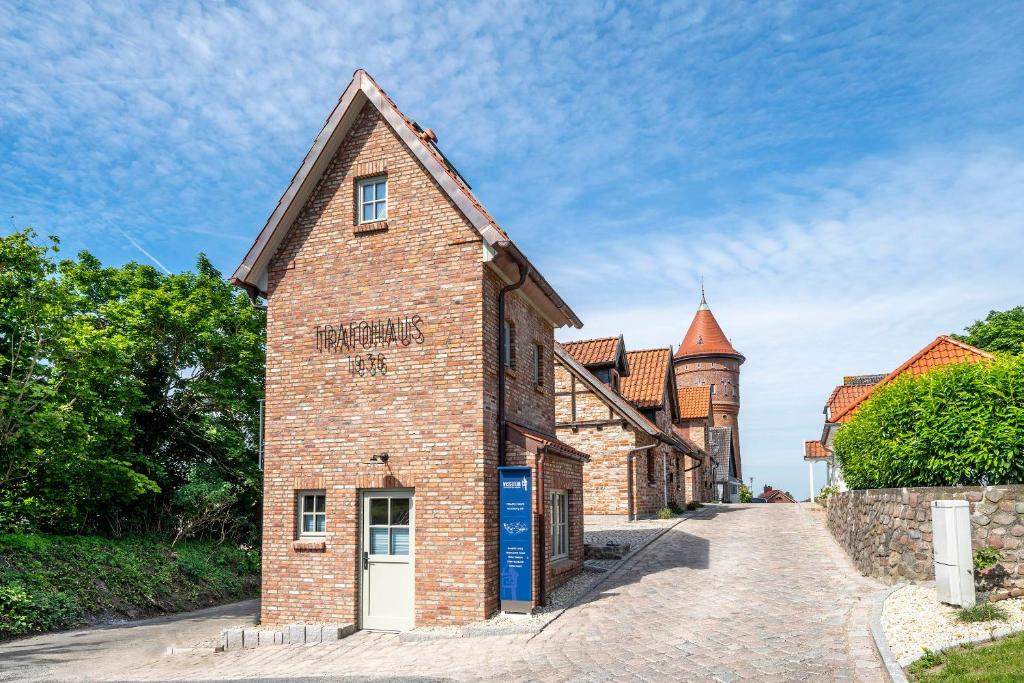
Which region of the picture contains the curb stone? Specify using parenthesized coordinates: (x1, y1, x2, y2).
(869, 584, 909, 683)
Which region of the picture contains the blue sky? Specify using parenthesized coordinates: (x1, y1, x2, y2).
(3, 1, 1023, 498)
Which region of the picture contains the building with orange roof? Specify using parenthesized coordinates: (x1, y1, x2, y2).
(676, 385, 716, 501)
(555, 342, 706, 519)
(673, 292, 745, 502)
(807, 336, 993, 499)
(758, 485, 797, 504)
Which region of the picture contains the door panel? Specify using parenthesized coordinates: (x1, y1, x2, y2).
(360, 490, 414, 631)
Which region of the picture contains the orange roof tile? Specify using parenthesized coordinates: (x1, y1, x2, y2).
(677, 386, 711, 419)
(830, 336, 993, 423)
(825, 384, 873, 418)
(674, 295, 743, 360)
(804, 440, 830, 459)
(620, 348, 671, 409)
(561, 337, 621, 367)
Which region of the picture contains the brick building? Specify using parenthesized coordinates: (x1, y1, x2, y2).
(230, 70, 589, 631)
(675, 385, 716, 501)
(673, 293, 745, 502)
(555, 339, 704, 519)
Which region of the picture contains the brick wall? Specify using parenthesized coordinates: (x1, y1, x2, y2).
(260, 101, 570, 628)
(827, 486, 1024, 601)
(554, 363, 677, 517)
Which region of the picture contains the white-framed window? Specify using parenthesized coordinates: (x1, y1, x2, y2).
(710, 384, 716, 395)
(502, 320, 516, 368)
(532, 343, 543, 385)
(298, 491, 326, 538)
(550, 490, 568, 559)
(367, 495, 411, 556)
(357, 176, 388, 223)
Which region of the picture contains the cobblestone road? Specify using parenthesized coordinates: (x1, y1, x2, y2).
(4, 504, 887, 682)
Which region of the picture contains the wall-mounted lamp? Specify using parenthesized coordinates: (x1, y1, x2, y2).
(367, 452, 390, 465)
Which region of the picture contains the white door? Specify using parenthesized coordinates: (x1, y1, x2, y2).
(360, 490, 414, 631)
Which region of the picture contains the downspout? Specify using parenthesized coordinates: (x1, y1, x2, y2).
(536, 448, 546, 607)
(626, 444, 656, 521)
(239, 282, 268, 311)
(495, 243, 530, 468)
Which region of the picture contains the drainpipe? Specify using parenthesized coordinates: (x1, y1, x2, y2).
(495, 243, 530, 468)
(239, 282, 268, 311)
(626, 444, 657, 521)
(536, 448, 546, 607)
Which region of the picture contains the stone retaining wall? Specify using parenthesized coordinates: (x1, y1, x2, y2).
(827, 486, 1024, 601)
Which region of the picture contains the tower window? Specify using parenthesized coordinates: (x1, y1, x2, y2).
(710, 384, 716, 395)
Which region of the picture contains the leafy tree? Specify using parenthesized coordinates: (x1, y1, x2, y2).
(955, 306, 1024, 355)
(0, 229, 264, 541)
(833, 355, 1024, 489)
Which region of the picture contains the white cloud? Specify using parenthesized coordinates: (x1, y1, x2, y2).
(554, 143, 1024, 497)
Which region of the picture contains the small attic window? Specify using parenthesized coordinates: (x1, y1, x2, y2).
(358, 176, 388, 223)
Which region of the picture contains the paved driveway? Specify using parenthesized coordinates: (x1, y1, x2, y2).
(0, 504, 886, 682)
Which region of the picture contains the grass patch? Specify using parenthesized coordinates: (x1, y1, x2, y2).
(956, 602, 1008, 623)
(909, 632, 1024, 682)
(0, 533, 259, 639)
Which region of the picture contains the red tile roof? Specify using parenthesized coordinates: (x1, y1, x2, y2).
(826, 384, 874, 419)
(804, 440, 830, 459)
(620, 348, 671, 409)
(674, 297, 743, 360)
(762, 488, 797, 503)
(830, 336, 993, 423)
(677, 386, 712, 419)
(560, 337, 622, 367)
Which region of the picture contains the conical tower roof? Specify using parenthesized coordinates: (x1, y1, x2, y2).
(673, 293, 744, 362)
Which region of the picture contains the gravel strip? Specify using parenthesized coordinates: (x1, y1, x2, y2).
(584, 517, 678, 550)
(881, 583, 1024, 665)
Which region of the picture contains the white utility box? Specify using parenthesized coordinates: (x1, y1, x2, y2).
(932, 500, 975, 607)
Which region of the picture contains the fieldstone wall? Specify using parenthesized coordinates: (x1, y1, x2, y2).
(827, 486, 1024, 601)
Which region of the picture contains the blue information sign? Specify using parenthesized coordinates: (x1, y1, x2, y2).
(498, 466, 533, 608)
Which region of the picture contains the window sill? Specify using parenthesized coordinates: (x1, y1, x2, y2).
(354, 220, 388, 235)
(533, 384, 546, 395)
(504, 367, 517, 379)
(292, 540, 326, 552)
(550, 556, 575, 575)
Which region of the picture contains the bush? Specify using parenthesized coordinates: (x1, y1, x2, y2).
(815, 485, 837, 507)
(685, 501, 702, 511)
(832, 355, 1024, 489)
(739, 484, 752, 503)
(0, 533, 259, 638)
(956, 602, 1007, 623)
(974, 545, 1002, 572)
(657, 507, 674, 520)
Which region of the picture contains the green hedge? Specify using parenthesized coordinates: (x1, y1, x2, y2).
(0, 534, 259, 638)
(833, 355, 1024, 489)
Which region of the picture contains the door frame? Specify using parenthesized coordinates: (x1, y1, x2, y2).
(358, 488, 415, 631)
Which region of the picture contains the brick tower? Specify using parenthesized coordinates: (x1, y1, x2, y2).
(672, 292, 745, 486)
